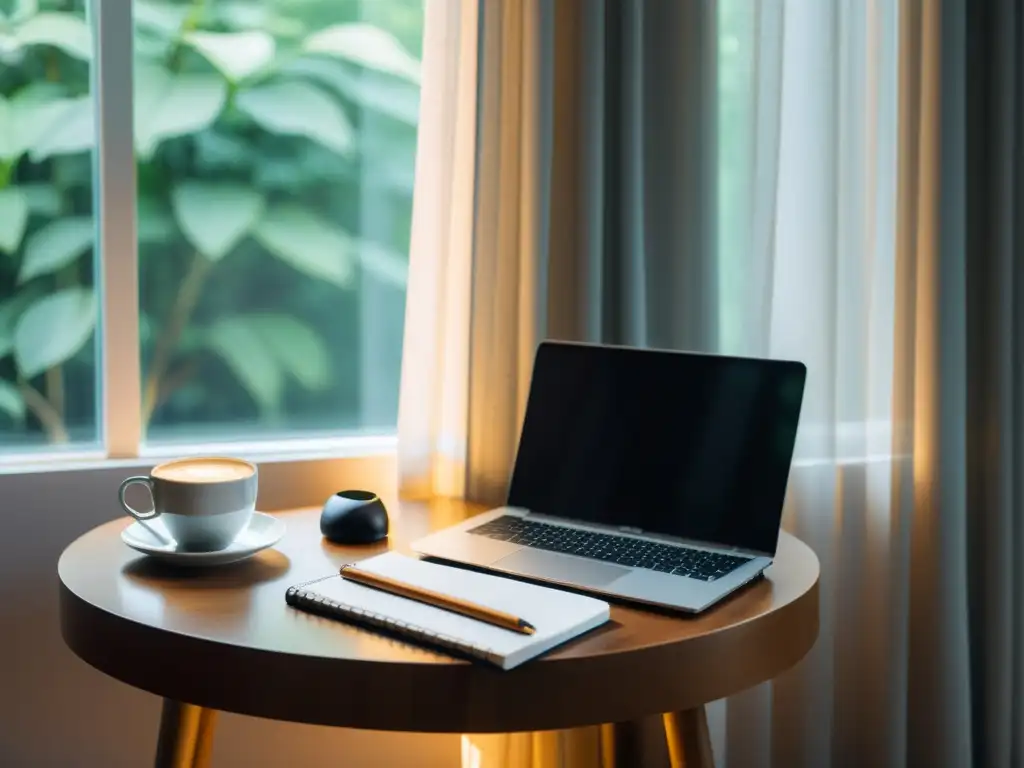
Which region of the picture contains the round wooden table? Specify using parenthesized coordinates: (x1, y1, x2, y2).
(58, 498, 819, 768)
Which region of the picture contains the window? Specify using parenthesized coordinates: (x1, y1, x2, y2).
(0, 0, 423, 459)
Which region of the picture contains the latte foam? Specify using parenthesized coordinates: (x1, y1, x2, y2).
(152, 458, 255, 483)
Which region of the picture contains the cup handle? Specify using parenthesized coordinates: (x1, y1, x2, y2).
(118, 476, 157, 521)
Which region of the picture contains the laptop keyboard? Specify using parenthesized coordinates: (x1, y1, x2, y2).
(469, 516, 752, 582)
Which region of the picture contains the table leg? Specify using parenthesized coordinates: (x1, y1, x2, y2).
(154, 699, 218, 768)
(663, 707, 714, 768)
(192, 709, 218, 768)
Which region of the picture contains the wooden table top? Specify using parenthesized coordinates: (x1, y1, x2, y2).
(58, 497, 819, 733)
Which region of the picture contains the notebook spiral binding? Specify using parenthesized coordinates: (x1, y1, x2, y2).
(285, 583, 501, 667)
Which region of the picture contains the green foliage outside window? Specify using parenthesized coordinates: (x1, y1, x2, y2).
(0, 0, 423, 446)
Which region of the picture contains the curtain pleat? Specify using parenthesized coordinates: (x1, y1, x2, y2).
(964, 1, 1024, 766)
(397, 0, 480, 500)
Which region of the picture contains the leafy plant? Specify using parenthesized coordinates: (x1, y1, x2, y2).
(0, 0, 423, 444)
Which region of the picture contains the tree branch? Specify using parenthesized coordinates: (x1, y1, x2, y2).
(19, 382, 69, 443)
(44, 366, 64, 420)
(153, 357, 200, 415)
(142, 251, 212, 426)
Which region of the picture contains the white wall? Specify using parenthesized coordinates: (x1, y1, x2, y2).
(0, 459, 458, 767)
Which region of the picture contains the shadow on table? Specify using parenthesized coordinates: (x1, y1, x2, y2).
(120, 549, 291, 589)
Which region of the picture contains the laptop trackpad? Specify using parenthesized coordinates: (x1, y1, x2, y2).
(493, 549, 629, 586)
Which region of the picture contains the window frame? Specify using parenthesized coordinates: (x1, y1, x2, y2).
(96, 0, 142, 458)
(0, 2, 400, 502)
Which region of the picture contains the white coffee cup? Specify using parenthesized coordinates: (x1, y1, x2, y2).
(118, 457, 258, 552)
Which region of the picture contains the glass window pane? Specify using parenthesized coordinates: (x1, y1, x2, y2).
(135, 0, 423, 444)
(0, 0, 99, 450)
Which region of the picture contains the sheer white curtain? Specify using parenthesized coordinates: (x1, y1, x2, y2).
(722, 0, 910, 765)
(399, 0, 1019, 766)
(680, 0, 1017, 764)
(397, 0, 480, 502)
(398, 0, 546, 507)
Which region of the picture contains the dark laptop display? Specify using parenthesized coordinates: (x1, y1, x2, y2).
(507, 342, 806, 556)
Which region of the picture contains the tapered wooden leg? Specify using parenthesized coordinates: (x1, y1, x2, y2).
(663, 707, 714, 768)
(154, 699, 218, 768)
(192, 708, 218, 767)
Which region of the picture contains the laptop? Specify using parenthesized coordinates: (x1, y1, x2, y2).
(411, 341, 807, 613)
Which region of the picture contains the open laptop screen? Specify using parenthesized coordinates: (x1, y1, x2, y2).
(506, 342, 806, 556)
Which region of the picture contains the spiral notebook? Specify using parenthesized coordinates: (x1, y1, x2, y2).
(286, 552, 610, 670)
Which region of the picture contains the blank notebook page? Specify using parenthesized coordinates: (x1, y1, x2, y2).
(292, 551, 610, 670)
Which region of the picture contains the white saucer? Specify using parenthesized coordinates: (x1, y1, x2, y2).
(121, 511, 286, 566)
